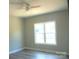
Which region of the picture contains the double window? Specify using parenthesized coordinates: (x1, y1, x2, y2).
(34, 21, 56, 45)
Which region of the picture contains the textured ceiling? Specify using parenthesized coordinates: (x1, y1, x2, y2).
(10, 0, 68, 17)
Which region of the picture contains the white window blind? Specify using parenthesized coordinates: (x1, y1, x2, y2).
(34, 21, 56, 45)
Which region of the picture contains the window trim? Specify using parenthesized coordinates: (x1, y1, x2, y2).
(34, 21, 56, 45)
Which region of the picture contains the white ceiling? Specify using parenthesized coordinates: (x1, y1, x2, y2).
(10, 0, 68, 17)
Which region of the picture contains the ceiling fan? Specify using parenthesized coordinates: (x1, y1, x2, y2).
(10, 0, 40, 11)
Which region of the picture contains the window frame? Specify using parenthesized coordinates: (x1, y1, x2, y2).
(34, 21, 56, 45)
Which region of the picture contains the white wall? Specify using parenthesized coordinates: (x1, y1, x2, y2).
(24, 10, 69, 53)
(9, 16, 23, 52)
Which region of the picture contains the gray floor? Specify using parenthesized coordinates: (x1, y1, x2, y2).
(9, 49, 68, 59)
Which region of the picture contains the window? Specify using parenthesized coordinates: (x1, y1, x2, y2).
(34, 21, 56, 45)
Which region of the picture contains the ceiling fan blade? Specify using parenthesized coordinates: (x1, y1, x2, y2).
(31, 5, 40, 8)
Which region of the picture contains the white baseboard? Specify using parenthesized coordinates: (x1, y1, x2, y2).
(9, 48, 24, 54)
(24, 47, 68, 55)
(9, 47, 68, 55)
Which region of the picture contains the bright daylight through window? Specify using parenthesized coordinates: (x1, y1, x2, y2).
(34, 21, 56, 45)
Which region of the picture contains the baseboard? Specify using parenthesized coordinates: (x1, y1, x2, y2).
(9, 48, 24, 54)
(9, 47, 68, 55)
(24, 47, 68, 55)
